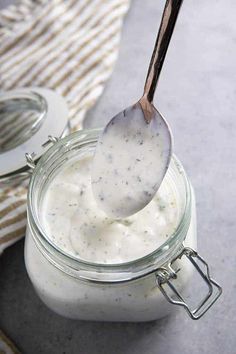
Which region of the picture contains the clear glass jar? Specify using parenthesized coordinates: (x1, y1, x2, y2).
(24, 129, 222, 322)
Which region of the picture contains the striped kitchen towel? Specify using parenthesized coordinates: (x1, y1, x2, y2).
(0, 0, 130, 253)
(0, 329, 21, 354)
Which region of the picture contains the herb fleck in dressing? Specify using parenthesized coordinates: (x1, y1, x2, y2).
(91, 105, 171, 218)
(41, 155, 179, 264)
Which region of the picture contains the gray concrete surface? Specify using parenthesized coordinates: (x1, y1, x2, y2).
(1, 0, 236, 353)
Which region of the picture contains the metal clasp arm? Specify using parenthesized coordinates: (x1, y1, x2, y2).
(25, 135, 59, 171)
(156, 247, 222, 320)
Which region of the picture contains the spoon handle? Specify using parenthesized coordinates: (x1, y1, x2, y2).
(143, 0, 183, 103)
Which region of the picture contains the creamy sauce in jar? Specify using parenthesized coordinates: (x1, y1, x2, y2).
(41, 155, 180, 264)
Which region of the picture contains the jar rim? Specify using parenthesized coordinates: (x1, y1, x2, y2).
(27, 128, 192, 282)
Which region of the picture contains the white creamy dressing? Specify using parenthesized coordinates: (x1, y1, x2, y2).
(92, 105, 172, 218)
(41, 155, 180, 264)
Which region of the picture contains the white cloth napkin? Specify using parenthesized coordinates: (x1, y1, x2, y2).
(0, 0, 130, 253)
(0, 329, 21, 353)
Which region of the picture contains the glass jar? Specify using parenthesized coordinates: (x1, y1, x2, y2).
(24, 129, 222, 322)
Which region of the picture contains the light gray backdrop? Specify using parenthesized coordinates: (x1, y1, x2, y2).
(0, 1, 235, 353)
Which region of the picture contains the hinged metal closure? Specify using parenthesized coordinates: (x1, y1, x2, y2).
(25, 135, 59, 171)
(25, 152, 37, 171)
(42, 135, 59, 148)
(156, 247, 222, 320)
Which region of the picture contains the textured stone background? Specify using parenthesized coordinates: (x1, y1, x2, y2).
(0, 1, 235, 353)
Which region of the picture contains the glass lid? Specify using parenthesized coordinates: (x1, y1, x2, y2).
(0, 87, 69, 179)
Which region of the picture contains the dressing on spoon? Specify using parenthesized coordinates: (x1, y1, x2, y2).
(92, 0, 183, 218)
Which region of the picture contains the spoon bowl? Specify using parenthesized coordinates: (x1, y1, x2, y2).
(92, 0, 183, 218)
(92, 102, 172, 217)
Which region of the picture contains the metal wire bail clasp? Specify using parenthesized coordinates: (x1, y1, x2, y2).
(25, 135, 59, 172)
(42, 135, 59, 148)
(25, 152, 36, 171)
(156, 247, 222, 320)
